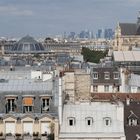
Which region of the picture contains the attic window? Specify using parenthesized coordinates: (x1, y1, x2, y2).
(23, 97, 34, 113)
(85, 117, 93, 126)
(104, 72, 110, 80)
(103, 117, 111, 126)
(128, 118, 138, 126)
(68, 117, 75, 126)
(128, 111, 139, 126)
(41, 97, 50, 112)
(113, 72, 119, 79)
(93, 72, 98, 79)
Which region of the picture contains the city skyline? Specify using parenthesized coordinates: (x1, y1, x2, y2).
(0, 0, 140, 37)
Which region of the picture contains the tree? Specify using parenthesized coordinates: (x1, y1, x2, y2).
(81, 47, 108, 63)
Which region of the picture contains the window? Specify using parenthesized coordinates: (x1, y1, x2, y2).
(93, 72, 98, 79)
(114, 72, 119, 79)
(104, 117, 111, 126)
(93, 85, 98, 92)
(104, 85, 109, 92)
(128, 111, 139, 126)
(5, 96, 17, 113)
(85, 117, 93, 126)
(41, 97, 50, 112)
(128, 119, 138, 126)
(68, 117, 75, 126)
(104, 72, 110, 80)
(23, 97, 34, 113)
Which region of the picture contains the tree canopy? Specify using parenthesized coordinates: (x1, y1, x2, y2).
(81, 47, 108, 63)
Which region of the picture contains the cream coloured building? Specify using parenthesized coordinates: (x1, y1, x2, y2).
(0, 67, 59, 140)
(113, 12, 140, 51)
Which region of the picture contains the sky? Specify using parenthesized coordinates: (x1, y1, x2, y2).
(0, 0, 140, 38)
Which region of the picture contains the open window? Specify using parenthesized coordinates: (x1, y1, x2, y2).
(40, 96, 51, 113)
(5, 96, 17, 113)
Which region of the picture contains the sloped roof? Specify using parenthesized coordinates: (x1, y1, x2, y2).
(91, 93, 140, 101)
(113, 51, 140, 62)
(128, 74, 140, 87)
(119, 23, 137, 35)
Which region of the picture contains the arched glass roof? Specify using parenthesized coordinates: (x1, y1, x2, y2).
(11, 35, 45, 53)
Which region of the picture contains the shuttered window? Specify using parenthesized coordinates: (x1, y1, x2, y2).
(23, 98, 33, 106)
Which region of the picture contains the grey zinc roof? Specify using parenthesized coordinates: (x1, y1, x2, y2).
(113, 51, 140, 62)
(119, 23, 137, 35)
(128, 74, 140, 87)
(0, 70, 52, 92)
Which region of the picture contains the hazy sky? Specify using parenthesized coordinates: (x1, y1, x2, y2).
(0, 0, 140, 37)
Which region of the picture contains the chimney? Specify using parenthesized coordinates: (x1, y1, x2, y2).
(126, 95, 130, 106)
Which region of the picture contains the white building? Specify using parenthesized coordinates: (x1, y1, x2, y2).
(128, 73, 140, 93)
(59, 101, 126, 140)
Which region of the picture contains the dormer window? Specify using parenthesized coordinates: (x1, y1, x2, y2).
(68, 117, 75, 126)
(93, 72, 98, 79)
(41, 96, 51, 113)
(85, 117, 93, 126)
(5, 96, 17, 113)
(104, 72, 110, 80)
(128, 118, 138, 126)
(104, 117, 111, 126)
(22, 96, 34, 113)
(113, 72, 119, 79)
(128, 111, 139, 126)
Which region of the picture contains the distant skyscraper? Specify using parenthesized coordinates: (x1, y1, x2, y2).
(97, 29, 104, 38)
(104, 28, 114, 39)
(68, 32, 76, 39)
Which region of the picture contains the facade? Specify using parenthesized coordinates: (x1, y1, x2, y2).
(128, 73, 140, 93)
(61, 70, 91, 103)
(113, 12, 140, 51)
(91, 93, 140, 140)
(0, 67, 59, 140)
(59, 101, 125, 140)
(91, 67, 120, 93)
(44, 39, 81, 56)
(59, 71, 125, 140)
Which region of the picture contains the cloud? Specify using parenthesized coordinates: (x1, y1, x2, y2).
(0, 5, 33, 16)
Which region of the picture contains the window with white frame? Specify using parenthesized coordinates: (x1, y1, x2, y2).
(93, 72, 98, 79)
(128, 111, 139, 126)
(113, 72, 119, 79)
(128, 118, 138, 126)
(93, 85, 98, 92)
(85, 117, 93, 126)
(42, 97, 50, 112)
(68, 117, 75, 126)
(104, 85, 109, 92)
(104, 72, 110, 80)
(5, 97, 17, 113)
(104, 117, 111, 126)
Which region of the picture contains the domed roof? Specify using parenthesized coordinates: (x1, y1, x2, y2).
(11, 35, 45, 54)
